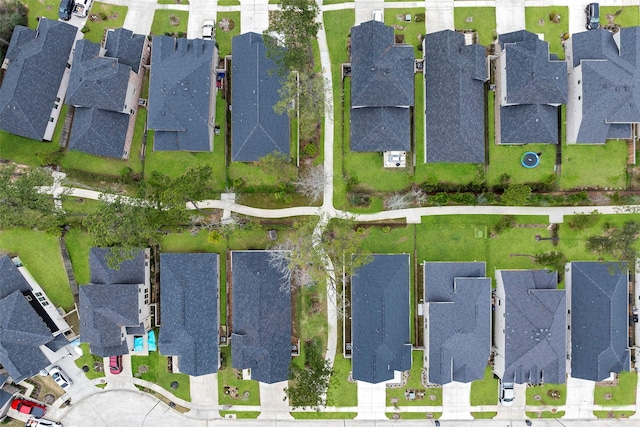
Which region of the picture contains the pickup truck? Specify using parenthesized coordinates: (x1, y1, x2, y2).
(72, 0, 93, 17)
(11, 398, 46, 418)
(26, 417, 62, 427)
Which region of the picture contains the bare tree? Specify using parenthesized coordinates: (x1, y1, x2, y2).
(294, 165, 325, 203)
(384, 192, 411, 210)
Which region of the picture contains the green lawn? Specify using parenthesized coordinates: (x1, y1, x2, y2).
(216, 12, 241, 57)
(291, 412, 357, 419)
(327, 353, 357, 406)
(151, 10, 189, 36)
(524, 7, 569, 59)
(23, 0, 59, 27)
(82, 3, 128, 43)
(387, 352, 441, 406)
(0, 131, 60, 166)
(219, 411, 260, 418)
(323, 0, 353, 4)
(217, 345, 261, 406)
(158, 0, 189, 4)
(470, 366, 498, 406)
(228, 161, 298, 192)
(601, 6, 640, 27)
(454, 7, 496, 46)
(526, 383, 566, 406)
(472, 412, 497, 419)
(384, 8, 425, 56)
(386, 412, 441, 419)
(64, 228, 95, 285)
(0, 229, 74, 310)
(560, 140, 628, 190)
(131, 348, 191, 401)
(74, 343, 106, 380)
(594, 371, 637, 406)
(594, 410, 635, 418)
(487, 143, 556, 187)
(218, 0, 240, 4)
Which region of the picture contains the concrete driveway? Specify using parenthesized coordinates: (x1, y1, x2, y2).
(52, 353, 101, 405)
(425, 0, 454, 33)
(496, 0, 525, 33)
(354, 0, 384, 26)
(440, 381, 472, 420)
(103, 355, 138, 392)
(257, 381, 292, 419)
(354, 381, 386, 420)
(122, 0, 159, 35)
(494, 382, 526, 420)
(190, 373, 219, 406)
(240, 0, 269, 34)
(565, 376, 596, 419)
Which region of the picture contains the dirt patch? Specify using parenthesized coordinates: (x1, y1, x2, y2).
(169, 14, 180, 26)
(219, 18, 235, 32)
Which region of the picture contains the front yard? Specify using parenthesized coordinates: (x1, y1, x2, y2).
(387, 352, 441, 407)
(524, 7, 569, 59)
(454, 7, 496, 46)
(470, 366, 498, 406)
(217, 345, 261, 406)
(526, 383, 567, 406)
(594, 372, 638, 406)
(131, 348, 192, 401)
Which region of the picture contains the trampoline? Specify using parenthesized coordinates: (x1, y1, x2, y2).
(521, 152, 540, 169)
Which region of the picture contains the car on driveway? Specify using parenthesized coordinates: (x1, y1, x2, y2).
(49, 366, 72, 389)
(73, 0, 93, 17)
(109, 355, 123, 375)
(585, 3, 600, 30)
(499, 381, 515, 406)
(58, 0, 74, 20)
(11, 398, 46, 418)
(26, 417, 62, 427)
(202, 19, 215, 40)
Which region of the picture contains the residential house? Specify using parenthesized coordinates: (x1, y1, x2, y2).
(567, 262, 630, 381)
(231, 33, 290, 162)
(230, 251, 291, 384)
(159, 253, 220, 377)
(350, 21, 414, 158)
(79, 248, 152, 357)
(424, 30, 488, 163)
(351, 254, 411, 384)
(148, 36, 217, 151)
(423, 262, 491, 384)
(494, 269, 566, 385)
(495, 30, 567, 144)
(0, 255, 73, 383)
(66, 29, 148, 159)
(0, 18, 77, 141)
(565, 27, 640, 144)
(0, 375, 15, 422)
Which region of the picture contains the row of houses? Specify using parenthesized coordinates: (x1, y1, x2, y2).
(0, 18, 289, 162)
(349, 20, 640, 165)
(0, 248, 632, 390)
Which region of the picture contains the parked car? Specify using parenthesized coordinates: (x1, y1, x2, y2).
(26, 417, 62, 427)
(499, 381, 515, 406)
(372, 10, 383, 22)
(11, 398, 46, 418)
(49, 366, 72, 389)
(58, 0, 75, 20)
(72, 0, 93, 17)
(585, 3, 600, 30)
(109, 355, 123, 375)
(202, 19, 215, 40)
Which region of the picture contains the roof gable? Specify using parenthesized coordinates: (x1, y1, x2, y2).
(148, 36, 215, 151)
(0, 256, 31, 300)
(159, 253, 220, 376)
(0, 19, 77, 140)
(351, 254, 411, 384)
(231, 251, 291, 383)
(570, 262, 630, 381)
(104, 28, 146, 72)
(350, 107, 410, 152)
(231, 33, 290, 162)
(68, 107, 129, 158)
(500, 103, 559, 144)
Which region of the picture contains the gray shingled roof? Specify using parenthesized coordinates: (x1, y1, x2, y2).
(159, 253, 219, 377)
(350, 107, 410, 152)
(424, 262, 490, 384)
(67, 107, 129, 158)
(0, 291, 56, 383)
(351, 21, 414, 107)
(0, 256, 30, 300)
(231, 33, 290, 162)
(65, 40, 130, 112)
(568, 28, 640, 143)
(0, 389, 12, 411)
(500, 104, 559, 144)
(148, 36, 215, 151)
(0, 19, 77, 141)
(89, 248, 146, 285)
(570, 262, 630, 381)
(231, 251, 291, 383)
(104, 28, 146, 72)
(351, 254, 411, 384)
(424, 30, 487, 163)
(498, 270, 566, 384)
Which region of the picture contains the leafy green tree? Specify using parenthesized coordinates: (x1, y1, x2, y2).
(285, 338, 333, 409)
(501, 184, 532, 206)
(0, 0, 28, 62)
(534, 251, 567, 274)
(586, 221, 640, 265)
(567, 211, 600, 230)
(257, 151, 296, 178)
(0, 165, 64, 233)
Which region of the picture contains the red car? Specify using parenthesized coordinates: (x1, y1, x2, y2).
(109, 355, 123, 374)
(11, 398, 46, 418)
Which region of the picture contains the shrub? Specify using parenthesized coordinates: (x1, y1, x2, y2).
(568, 212, 601, 230)
(37, 147, 66, 166)
(414, 13, 425, 22)
(431, 192, 450, 205)
(493, 215, 516, 234)
(302, 143, 318, 158)
(98, 12, 108, 21)
(381, 226, 391, 233)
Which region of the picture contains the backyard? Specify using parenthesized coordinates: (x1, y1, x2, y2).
(560, 140, 628, 190)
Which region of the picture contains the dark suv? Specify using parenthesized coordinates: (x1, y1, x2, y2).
(585, 3, 600, 30)
(58, 0, 74, 20)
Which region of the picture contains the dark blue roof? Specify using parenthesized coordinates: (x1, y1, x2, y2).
(0, 19, 77, 140)
(498, 270, 566, 384)
(567, 27, 640, 143)
(424, 30, 487, 163)
(570, 262, 630, 381)
(351, 254, 411, 384)
(231, 251, 291, 383)
(68, 107, 129, 158)
(350, 107, 410, 152)
(148, 36, 216, 151)
(231, 33, 290, 162)
(500, 104, 559, 144)
(159, 253, 220, 376)
(89, 248, 146, 285)
(0, 256, 31, 300)
(424, 262, 490, 384)
(104, 28, 146, 72)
